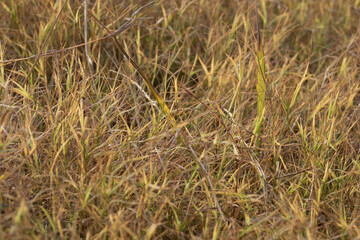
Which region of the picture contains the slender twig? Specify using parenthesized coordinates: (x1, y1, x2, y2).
(109, 0, 155, 37)
(0, 2, 155, 67)
(84, 0, 94, 75)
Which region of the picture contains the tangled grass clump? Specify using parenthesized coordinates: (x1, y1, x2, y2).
(0, 0, 360, 239)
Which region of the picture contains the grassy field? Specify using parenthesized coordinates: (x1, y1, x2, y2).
(1, 0, 360, 239)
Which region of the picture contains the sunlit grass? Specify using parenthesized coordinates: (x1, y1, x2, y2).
(0, 0, 360, 239)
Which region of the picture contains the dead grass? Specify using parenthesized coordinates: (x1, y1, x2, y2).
(1, 0, 360, 239)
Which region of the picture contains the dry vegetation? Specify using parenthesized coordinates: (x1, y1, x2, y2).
(1, 0, 360, 239)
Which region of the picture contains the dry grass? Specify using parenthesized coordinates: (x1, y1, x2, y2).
(1, 0, 360, 239)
